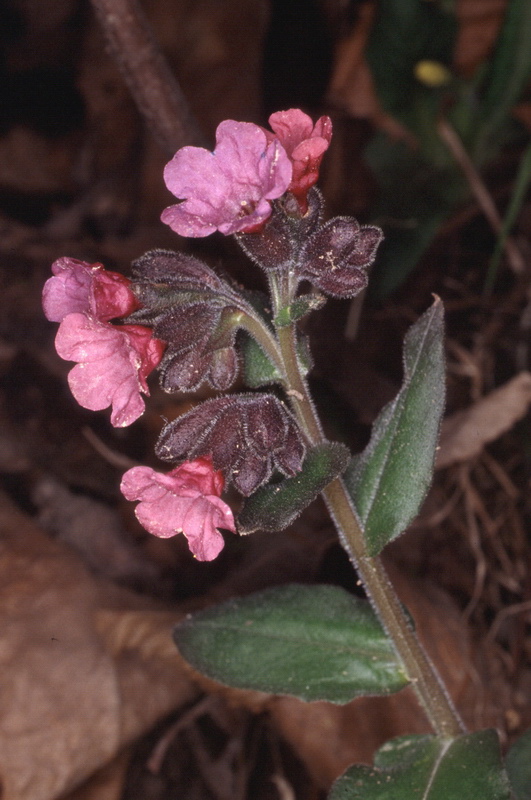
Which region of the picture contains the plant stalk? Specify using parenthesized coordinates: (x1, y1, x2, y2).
(275, 302, 465, 739)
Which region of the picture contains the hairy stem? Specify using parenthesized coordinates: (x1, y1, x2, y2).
(90, 0, 206, 154)
(233, 308, 286, 380)
(274, 282, 465, 738)
(322, 478, 465, 738)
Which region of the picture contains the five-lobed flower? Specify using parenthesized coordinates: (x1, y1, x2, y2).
(161, 120, 292, 237)
(160, 109, 333, 238)
(120, 457, 235, 561)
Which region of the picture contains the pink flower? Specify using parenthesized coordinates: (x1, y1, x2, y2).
(43, 257, 138, 322)
(265, 109, 332, 213)
(120, 458, 236, 561)
(55, 315, 165, 427)
(44, 258, 164, 427)
(161, 120, 292, 237)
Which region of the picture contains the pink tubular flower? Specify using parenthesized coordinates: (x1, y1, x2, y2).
(265, 109, 332, 213)
(42, 257, 138, 322)
(55, 315, 165, 427)
(120, 458, 236, 561)
(161, 120, 292, 237)
(44, 257, 165, 427)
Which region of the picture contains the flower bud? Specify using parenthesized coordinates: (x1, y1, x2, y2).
(298, 217, 383, 298)
(156, 393, 305, 496)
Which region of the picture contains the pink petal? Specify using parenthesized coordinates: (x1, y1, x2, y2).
(268, 110, 333, 156)
(55, 314, 163, 427)
(43, 258, 97, 321)
(163, 145, 234, 206)
(268, 109, 315, 154)
(120, 324, 166, 389)
(43, 257, 137, 322)
(168, 457, 225, 496)
(181, 494, 233, 560)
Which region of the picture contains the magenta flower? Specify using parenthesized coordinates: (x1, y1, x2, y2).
(265, 109, 332, 213)
(120, 458, 236, 561)
(42, 257, 138, 323)
(161, 120, 292, 237)
(55, 315, 165, 427)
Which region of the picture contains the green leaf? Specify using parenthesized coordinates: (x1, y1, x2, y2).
(505, 728, 531, 800)
(329, 730, 511, 800)
(344, 298, 445, 555)
(238, 442, 350, 534)
(174, 584, 408, 703)
(472, 0, 531, 163)
(240, 332, 282, 388)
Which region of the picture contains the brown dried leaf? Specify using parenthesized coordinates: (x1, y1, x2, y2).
(436, 372, 531, 469)
(61, 752, 131, 800)
(454, 0, 507, 78)
(0, 491, 199, 800)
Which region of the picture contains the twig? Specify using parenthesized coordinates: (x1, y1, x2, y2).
(437, 118, 525, 275)
(82, 426, 137, 470)
(486, 599, 531, 647)
(90, 0, 207, 154)
(147, 696, 213, 774)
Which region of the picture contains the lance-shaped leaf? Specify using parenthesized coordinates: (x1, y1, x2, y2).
(174, 584, 408, 703)
(505, 728, 531, 800)
(329, 730, 511, 800)
(238, 442, 349, 534)
(344, 298, 445, 556)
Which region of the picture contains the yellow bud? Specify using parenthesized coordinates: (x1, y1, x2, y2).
(414, 60, 452, 88)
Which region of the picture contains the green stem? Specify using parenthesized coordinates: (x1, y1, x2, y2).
(232, 307, 286, 380)
(323, 478, 465, 738)
(274, 284, 465, 739)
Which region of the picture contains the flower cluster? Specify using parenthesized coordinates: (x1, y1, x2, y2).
(121, 457, 235, 561)
(160, 108, 382, 299)
(161, 109, 332, 237)
(42, 108, 383, 563)
(43, 258, 165, 427)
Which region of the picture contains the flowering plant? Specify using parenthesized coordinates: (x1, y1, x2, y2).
(43, 109, 521, 798)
